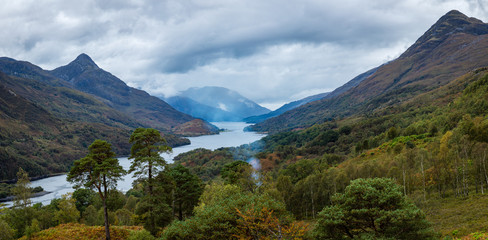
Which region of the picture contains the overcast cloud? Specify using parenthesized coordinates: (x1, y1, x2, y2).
(0, 0, 487, 109)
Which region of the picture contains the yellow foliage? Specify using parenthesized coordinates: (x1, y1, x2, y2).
(234, 206, 309, 240)
(18, 223, 144, 240)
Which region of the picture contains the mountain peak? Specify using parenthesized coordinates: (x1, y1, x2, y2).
(51, 53, 100, 82)
(402, 10, 488, 57)
(72, 53, 99, 69)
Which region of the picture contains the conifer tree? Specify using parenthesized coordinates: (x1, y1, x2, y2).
(67, 140, 125, 240)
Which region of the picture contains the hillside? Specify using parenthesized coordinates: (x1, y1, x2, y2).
(0, 72, 135, 180)
(250, 10, 488, 133)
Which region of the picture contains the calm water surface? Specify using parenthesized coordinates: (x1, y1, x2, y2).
(4, 122, 265, 207)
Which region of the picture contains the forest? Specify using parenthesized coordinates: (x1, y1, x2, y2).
(2, 69, 488, 239)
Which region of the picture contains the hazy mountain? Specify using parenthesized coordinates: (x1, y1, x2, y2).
(250, 10, 488, 133)
(244, 92, 330, 123)
(166, 86, 270, 121)
(165, 96, 241, 122)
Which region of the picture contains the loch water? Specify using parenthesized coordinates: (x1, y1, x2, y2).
(4, 122, 265, 207)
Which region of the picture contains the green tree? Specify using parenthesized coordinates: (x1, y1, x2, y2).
(67, 139, 125, 240)
(12, 167, 32, 208)
(129, 128, 171, 195)
(161, 182, 291, 240)
(0, 218, 15, 240)
(135, 169, 174, 235)
(115, 208, 134, 226)
(221, 161, 256, 192)
(313, 178, 436, 239)
(24, 218, 40, 240)
(54, 193, 80, 224)
(168, 165, 204, 220)
(72, 188, 96, 214)
(7, 168, 35, 237)
(82, 205, 99, 226)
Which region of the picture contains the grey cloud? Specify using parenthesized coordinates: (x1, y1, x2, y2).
(1, 0, 487, 108)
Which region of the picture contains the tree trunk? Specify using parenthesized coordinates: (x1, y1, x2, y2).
(103, 175, 111, 240)
(420, 154, 426, 201)
(148, 162, 153, 196)
(402, 166, 407, 196)
(172, 189, 176, 219)
(179, 201, 183, 220)
(311, 185, 315, 219)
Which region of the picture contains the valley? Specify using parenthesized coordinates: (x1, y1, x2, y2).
(1, 6, 488, 240)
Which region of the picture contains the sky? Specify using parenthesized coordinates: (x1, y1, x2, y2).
(0, 0, 487, 110)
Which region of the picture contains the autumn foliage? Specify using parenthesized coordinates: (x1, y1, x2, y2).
(235, 206, 309, 240)
(18, 223, 144, 240)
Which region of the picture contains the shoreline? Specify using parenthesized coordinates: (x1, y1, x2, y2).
(0, 191, 52, 203)
(0, 173, 67, 184)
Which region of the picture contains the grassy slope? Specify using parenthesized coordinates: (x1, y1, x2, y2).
(421, 194, 488, 237)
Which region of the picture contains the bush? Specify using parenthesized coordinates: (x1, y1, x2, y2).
(128, 229, 155, 240)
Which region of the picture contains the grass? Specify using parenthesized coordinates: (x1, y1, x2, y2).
(419, 193, 488, 238)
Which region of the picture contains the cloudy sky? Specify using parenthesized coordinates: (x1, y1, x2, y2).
(1, 0, 487, 110)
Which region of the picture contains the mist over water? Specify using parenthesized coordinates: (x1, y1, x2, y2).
(3, 122, 265, 208)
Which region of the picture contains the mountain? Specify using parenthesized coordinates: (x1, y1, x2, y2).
(0, 54, 218, 136)
(165, 86, 270, 121)
(50, 54, 218, 134)
(0, 71, 136, 179)
(250, 10, 488, 133)
(0, 54, 219, 179)
(165, 96, 241, 122)
(244, 92, 330, 123)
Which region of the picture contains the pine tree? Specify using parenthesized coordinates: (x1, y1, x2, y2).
(67, 140, 125, 240)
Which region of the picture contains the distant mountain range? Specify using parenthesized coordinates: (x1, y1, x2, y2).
(0, 54, 219, 179)
(165, 86, 270, 122)
(250, 10, 488, 133)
